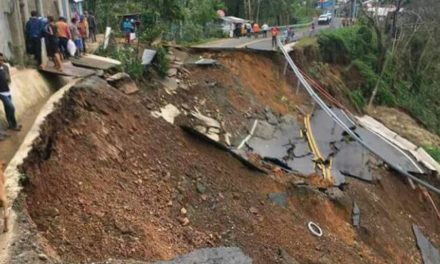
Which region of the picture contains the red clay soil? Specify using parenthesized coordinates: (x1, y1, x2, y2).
(209, 51, 309, 115)
(20, 77, 440, 264)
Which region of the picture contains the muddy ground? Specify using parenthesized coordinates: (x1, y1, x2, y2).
(15, 51, 440, 264)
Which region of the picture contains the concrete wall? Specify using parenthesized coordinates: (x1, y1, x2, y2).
(0, 2, 14, 59)
(42, 0, 61, 17)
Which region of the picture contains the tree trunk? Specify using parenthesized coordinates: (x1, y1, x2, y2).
(391, 0, 403, 38)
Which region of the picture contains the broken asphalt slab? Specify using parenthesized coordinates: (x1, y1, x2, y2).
(413, 225, 440, 264)
(70, 54, 121, 70)
(309, 108, 428, 185)
(154, 247, 252, 264)
(243, 119, 315, 175)
(40, 61, 96, 77)
(309, 109, 372, 186)
(89, 247, 252, 264)
(268, 192, 288, 208)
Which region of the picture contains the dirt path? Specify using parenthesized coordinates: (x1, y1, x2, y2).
(0, 100, 49, 163)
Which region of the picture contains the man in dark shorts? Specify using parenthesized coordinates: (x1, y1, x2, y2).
(45, 16, 63, 72)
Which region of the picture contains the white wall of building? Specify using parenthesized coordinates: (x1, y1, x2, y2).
(0, 6, 13, 59)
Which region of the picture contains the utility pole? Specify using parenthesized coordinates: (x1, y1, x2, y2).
(256, 0, 261, 23)
(243, 0, 248, 19)
(248, 0, 252, 20)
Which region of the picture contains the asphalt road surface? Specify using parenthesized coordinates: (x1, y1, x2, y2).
(194, 18, 341, 51)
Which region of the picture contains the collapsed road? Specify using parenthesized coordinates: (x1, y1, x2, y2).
(277, 38, 440, 195)
(1, 47, 440, 264)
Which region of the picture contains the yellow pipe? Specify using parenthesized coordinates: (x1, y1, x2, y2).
(304, 114, 333, 183)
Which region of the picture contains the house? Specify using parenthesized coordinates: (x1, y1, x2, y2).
(221, 16, 249, 37)
(0, 0, 83, 64)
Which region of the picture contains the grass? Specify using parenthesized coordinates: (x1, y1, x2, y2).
(295, 37, 318, 48)
(425, 146, 440, 163)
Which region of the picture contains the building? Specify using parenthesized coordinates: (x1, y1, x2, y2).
(0, 0, 84, 64)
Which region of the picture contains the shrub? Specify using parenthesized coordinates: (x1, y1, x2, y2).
(96, 45, 144, 81)
(112, 47, 145, 81)
(153, 46, 169, 78)
(318, 26, 376, 65)
(140, 24, 166, 42)
(349, 89, 366, 112)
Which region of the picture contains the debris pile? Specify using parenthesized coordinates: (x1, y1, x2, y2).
(161, 51, 194, 94)
(11, 49, 440, 264)
(106, 72, 139, 95)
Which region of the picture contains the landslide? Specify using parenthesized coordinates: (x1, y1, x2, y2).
(18, 50, 440, 264)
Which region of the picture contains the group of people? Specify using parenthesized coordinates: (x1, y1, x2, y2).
(0, 10, 98, 140)
(122, 18, 140, 44)
(25, 10, 97, 72)
(231, 22, 295, 46)
(231, 22, 281, 49)
(233, 22, 270, 39)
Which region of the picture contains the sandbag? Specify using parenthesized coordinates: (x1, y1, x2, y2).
(67, 39, 77, 56)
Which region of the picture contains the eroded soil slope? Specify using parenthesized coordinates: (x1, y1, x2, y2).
(20, 76, 440, 264)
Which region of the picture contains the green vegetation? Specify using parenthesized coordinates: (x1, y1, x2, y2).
(315, 4, 440, 136)
(84, 0, 316, 44)
(295, 37, 317, 49)
(425, 146, 440, 163)
(96, 45, 145, 81)
(85, 0, 226, 43)
(153, 47, 170, 78)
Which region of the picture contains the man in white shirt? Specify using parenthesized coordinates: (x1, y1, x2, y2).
(262, 23, 269, 38)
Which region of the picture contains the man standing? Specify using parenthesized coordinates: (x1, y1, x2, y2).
(70, 18, 82, 57)
(122, 18, 134, 44)
(56, 17, 71, 59)
(253, 23, 260, 39)
(78, 16, 89, 52)
(25, 11, 44, 68)
(0, 53, 21, 132)
(271, 26, 279, 49)
(85, 11, 97, 42)
(262, 23, 269, 38)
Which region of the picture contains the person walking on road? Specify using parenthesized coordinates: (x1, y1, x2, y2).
(0, 53, 21, 132)
(246, 23, 252, 38)
(25, 11, 44, 68)
(310, 22, 316, 37)
(271, 26, 279, 49)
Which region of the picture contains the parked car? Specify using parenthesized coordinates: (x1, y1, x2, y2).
(318, 13, 332, 25)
